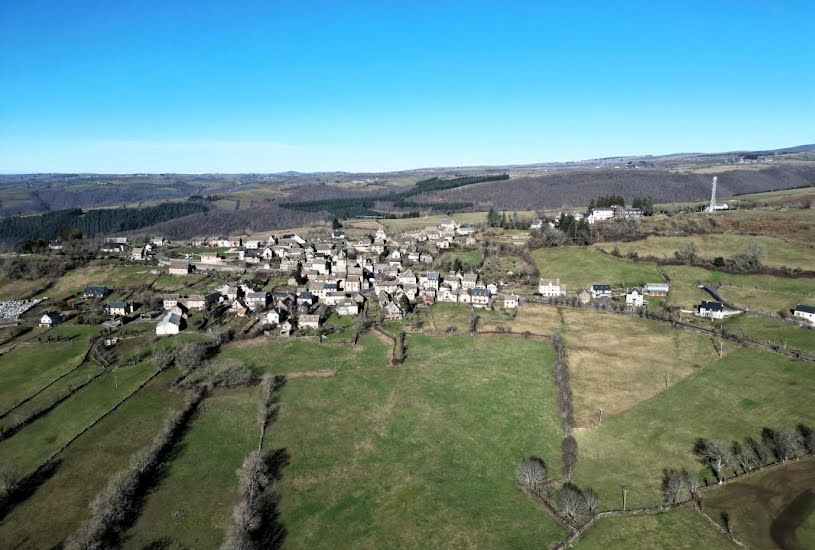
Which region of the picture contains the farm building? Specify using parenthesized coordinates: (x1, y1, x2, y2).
(168, 261, 194, 276)
(643, 282, 670, 296)
(299, 314, 321, 330)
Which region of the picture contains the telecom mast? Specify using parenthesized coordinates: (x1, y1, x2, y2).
(709, 176, 717, 212)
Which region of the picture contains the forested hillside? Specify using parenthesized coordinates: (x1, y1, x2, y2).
(0, 202, 209, 244)
(129, 204, 330, 240)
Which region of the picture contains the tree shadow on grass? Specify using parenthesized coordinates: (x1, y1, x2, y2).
(0, 458, 62, 522)
(259, 447, 290, 549)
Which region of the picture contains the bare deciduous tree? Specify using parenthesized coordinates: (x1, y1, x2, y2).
(798, 424, 815, 455)
(731, 441, 754, 475)
(515, 458, 546, 493)
(693, 439, 729, 484)
(773, 427, 804, 462)
(746, 436, 770, 466)
(661, 469, 685, 504)
(554, 483, 588, 525)
(583, 488, 599, 516)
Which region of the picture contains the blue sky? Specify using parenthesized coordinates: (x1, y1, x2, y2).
(1, 1, 813, 173)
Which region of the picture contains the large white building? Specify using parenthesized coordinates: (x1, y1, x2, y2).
(538, 278, 567, 297)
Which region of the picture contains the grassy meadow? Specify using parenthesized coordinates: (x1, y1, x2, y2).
(124, 386, 261, 549)
(573, 507, 735, 549)
(0, 361, 158, 474)
(556, 309, 725, 427)
(264, 334, 566, 549)
(572, 348, 815, 510)
(0, 370, 185, 549)
(0, 324, 96, 413)
(595, 233, 815, 271)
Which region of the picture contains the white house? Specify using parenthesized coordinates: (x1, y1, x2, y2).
(793, 304, 815, 325)
(130, 247, 147, 261)
(625, 288, 645, 307)
(336, 300, 359, 316)
(585, 207, 615, 224)
(39, 311, 62, 327)
(155, 310, 182, 336)
(503, 294, 519, 309)
(590, 284, 613, 299)
(470, 287, 491, 307)
(265, 307, 287, 326)
(697, 301, 725, 320)
(538, 279, 567, 297)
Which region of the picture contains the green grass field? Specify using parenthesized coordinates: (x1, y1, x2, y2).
(573, 508, 734, 549)
(0, 360, 103, 434)
(0, 370, 184, 549)
(265, 334, 566, 549)
(48, 263, 161, 300)
(0, 361, 157, 474)
(573, 348, 815, 510)
(595, 234, 815, 271)
(219, 332, 390, 375)
(722, 315, 815, 353)
(123, 386, 260, 549)
(531, 247, 662, 290)
(0, 325, 96, 413)
(433, 247, 484, 270)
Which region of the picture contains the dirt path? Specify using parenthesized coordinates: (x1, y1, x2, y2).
(286, 369, 337, 379)
(372, 327, 396, 363)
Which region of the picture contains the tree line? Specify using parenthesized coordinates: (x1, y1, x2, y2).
(662, 423, 815, 505)
(66, 387, 207, 549)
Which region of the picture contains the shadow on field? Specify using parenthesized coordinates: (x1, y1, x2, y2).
(259, 447, 290, 549)
(0, 459, 62, 521)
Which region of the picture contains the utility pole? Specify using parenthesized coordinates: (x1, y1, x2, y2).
(622, 487, 628, 511)
(598, 408, 604, 425)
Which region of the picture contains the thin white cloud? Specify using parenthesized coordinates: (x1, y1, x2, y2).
(95, 140, 300, 152)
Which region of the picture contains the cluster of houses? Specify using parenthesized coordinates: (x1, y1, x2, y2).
(537, 279, 670, 307)
(152, 222, 503, 336)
